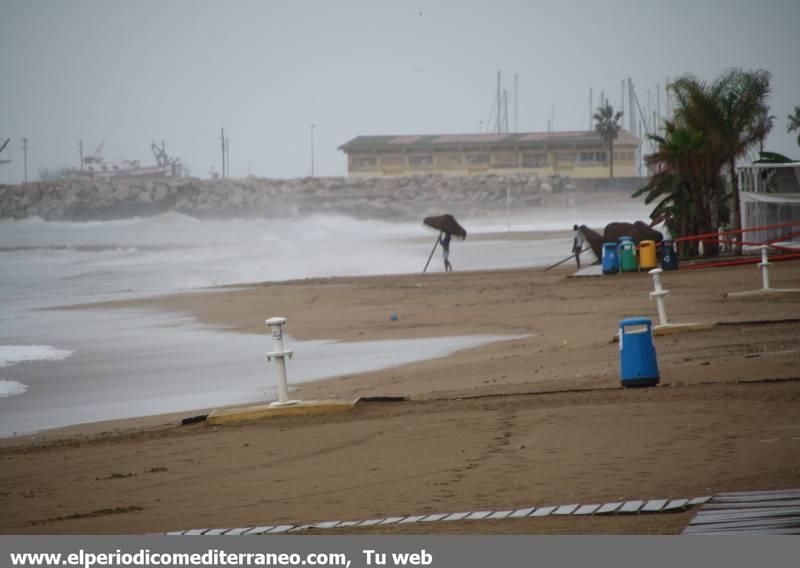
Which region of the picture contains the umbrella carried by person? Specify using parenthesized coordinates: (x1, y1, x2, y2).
(423, 214, 468, 239)
(422, 214, 467, 273)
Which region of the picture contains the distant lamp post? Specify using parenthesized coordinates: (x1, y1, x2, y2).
(310, 124, 316, 177)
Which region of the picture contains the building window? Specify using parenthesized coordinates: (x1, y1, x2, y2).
(380, 154, 404, 168)
(465, 153, 490, 165)
(351, 156, 377, 170)
(578, 151, 607, 164)
(522, 153, 547, 168)
(436, 153, 463, 167)
(492, 151, 517, 168)
(409, 154, 433, 168)
(555, 152, 576, 163)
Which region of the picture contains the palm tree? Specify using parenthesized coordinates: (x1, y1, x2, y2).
(633, 126, 697, 255)
(670, 69, 772, 253)
(788, 106, 800, 147)
(756, 109, 775, 154)
(634, 120, 727, 256)
(593, 103, 624, 178)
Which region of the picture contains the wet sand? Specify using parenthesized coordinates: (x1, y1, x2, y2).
(2, 261, 799, 534)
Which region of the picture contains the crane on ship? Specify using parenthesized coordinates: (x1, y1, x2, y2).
(0, 138, 11, 165)
(151, 140, 182, 175)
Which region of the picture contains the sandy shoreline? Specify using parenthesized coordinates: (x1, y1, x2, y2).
(2, 261, 800, 534)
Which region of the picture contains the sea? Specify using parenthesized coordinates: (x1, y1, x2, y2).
(0, 199, 650, 436)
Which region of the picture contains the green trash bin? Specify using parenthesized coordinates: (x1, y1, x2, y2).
(619, 239, 638, 272)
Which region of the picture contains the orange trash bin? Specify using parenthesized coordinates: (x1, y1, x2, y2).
(639, 240, 657, 270)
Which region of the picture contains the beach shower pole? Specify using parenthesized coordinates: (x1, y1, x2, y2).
(506, 185, 511, 232)
(649, 268, 670, 327)
(265, 317, 297, 406)
(758, 245, 772, 291)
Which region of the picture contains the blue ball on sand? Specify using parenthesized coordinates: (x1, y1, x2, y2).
(390, 312, 398, 321)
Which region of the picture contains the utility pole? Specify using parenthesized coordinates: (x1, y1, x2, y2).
(496, 70, 502, 133)
(503, 90, 510, 133)
(589, 87, 593, 130)
(513, 72, 518, 132)
(22, 138, 29, 184)
(656, 83, 661, 133)
(310, 124, 316, 177)
(628, 78, 635, 133)
(79, 140, 84, 170)
(638, 120, 643, 176)
(220, 128, 226, 178)
(621, 79, 625, 122)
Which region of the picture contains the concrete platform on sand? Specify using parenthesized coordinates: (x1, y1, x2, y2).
(653, 322, 714, 336)
(724, 288, 800, 298)
(207, 399, 358, 425)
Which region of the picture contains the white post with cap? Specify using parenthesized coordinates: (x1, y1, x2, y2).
(758, 245, 772, 291)
(265, 317, 298, 406)
(648, 268, 670, 327)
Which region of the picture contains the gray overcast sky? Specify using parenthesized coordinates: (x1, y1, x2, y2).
(1, 0, 799, 183)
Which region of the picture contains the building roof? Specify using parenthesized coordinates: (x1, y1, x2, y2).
(339, 130, 639, 152)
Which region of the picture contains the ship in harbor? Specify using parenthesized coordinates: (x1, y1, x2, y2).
(71, 141, 182, 179)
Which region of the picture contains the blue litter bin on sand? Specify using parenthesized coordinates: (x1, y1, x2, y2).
(602, 242, 619, 274)
(619, 317, 660, 387)
(661, 240, 679, 271)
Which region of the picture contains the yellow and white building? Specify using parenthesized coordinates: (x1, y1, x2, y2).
(339, 130, 639, 178)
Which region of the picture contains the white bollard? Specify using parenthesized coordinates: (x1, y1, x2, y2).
(648, 268, 670, 327)
(265, 317, 298, 406)
(758, 245, 772, 291)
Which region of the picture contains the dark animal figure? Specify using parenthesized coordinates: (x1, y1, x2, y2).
(579, 221, 663, 259)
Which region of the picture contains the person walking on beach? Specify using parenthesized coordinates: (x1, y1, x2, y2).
(572, 224, 584, 269)
(440, 232, 453, 272)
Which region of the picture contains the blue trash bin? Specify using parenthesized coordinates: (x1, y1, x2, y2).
(619, 317, 660, 387)
(602, 242, 619, 274)
(661, 240, 679, 271)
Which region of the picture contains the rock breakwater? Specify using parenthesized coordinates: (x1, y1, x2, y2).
(0, 174, 645, 221)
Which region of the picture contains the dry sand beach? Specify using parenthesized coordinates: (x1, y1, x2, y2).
(1, 258, 799, 535)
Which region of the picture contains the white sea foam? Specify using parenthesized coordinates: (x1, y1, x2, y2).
(0, 203, 651, 311)
(0, 380, 28, 398)
(0, 345, 75, 368)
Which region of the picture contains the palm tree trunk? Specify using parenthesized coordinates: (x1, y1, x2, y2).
(730, 158, 742, 255)
(609, 139, 614, 179)
(702, 182, 718, 257)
